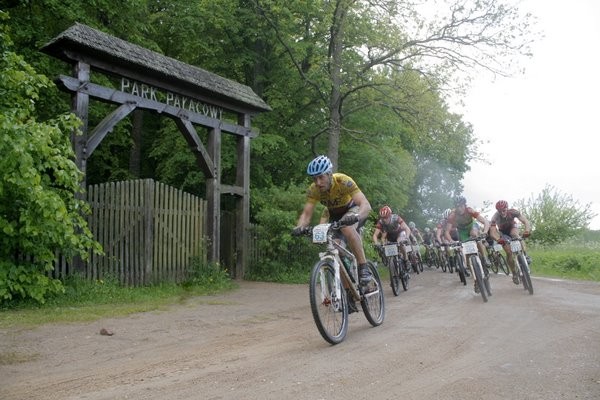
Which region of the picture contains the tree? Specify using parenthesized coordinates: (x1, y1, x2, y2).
(0, 13, 101, 304)
(515, 185, 597, 246)
(253, 0, 536, 167)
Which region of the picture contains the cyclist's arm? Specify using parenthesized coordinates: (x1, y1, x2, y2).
(400, 221, 411, 241)
(518, 214, 531, 233)
(351, 191, 372, 222)
(476, 214, 490, 235)
(372, 227, 382, 245)
(489, 225, 501, 242)
(296, 201, 316, 228)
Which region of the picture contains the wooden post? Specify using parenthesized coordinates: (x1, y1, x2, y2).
(71, 61, 90, 272)
(235, 114, 252, 279)
(206, 126, 221, 265)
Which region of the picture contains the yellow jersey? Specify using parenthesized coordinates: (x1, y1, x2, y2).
(307, 173, 361, 220)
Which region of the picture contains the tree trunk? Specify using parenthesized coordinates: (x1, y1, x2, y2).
(327, 0, 349, 171)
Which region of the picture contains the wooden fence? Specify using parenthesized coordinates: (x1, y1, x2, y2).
(85, 179, 207, 285)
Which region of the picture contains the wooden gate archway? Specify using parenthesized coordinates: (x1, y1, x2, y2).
(41, 23, 270, 279)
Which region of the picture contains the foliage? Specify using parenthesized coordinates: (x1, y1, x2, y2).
(183, 258, 232, 289)
(528, 242, 600, 282)
(0, 273, 235, 328)
(0, 13, 101, 304)
(246, 184, 317, 282)
(515, 185, 597, 245)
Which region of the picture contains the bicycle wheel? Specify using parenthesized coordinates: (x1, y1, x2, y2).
(439, 252, 447, 272)
(488, 253, 499, 274)
(309, 260, 348, 344)
(397, 258, 409, 291)
(417, 252, 424, 272)
(361, 261, 385, 327)
(470, 255, 488, 303)
(517, 254, 534, 295)
(498, 253, 510, 275)
(456, 255, 467, 285)
(448, 255, 455, 274)
(389, 257, 401, 296)
(410, 254, 420, 274)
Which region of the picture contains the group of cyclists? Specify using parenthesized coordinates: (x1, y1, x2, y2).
(292, 155, 532, 296)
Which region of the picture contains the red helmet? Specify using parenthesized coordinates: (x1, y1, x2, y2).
(496, 200, 508, 211)
(379, 205, 392, 218)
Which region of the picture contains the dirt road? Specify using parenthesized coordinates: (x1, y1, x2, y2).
(1, 269, 599, 400)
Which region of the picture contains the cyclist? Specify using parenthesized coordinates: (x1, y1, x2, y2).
(293, 155, 374, 292)
(436, 209, 456, 245)
(408, 221, 424, 245)
(489, 200, 533, 284)
(373, 205, 412, 262)
(444, 196, 490, 293)
(422, 226, 435, 246)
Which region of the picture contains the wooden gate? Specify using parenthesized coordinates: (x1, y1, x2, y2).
(86, 179, 206, 285)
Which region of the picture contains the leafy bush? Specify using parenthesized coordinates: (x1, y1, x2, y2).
(528, 242, 600, 281)
(246, 184, 319, 282)
(183, 258, 232, 289)
(0, 14, 101, 305)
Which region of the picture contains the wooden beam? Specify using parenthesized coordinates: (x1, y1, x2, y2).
(174, 118, 216, 179)
(56, 75, 258, 138)
(86, 102, 137, 156)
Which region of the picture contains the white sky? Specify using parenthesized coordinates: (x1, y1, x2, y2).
(456, 0, 600, 229)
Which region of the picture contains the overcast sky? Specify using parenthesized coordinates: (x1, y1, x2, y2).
(455, 0, 600, 229)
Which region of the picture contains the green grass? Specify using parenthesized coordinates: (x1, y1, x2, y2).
(0, 264, 236, 329)
(528, 244, 600, 281)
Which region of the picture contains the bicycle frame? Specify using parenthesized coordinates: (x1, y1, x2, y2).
(312, 224, 361, 303)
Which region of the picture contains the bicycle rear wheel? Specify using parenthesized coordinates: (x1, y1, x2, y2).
(488, 253, 499, 274)
(518, 254, 534, 295)
(436, 251, 446, 272)
(309, 260, 348, 344)
(470, 255, 488, 303)
(389, 257, 401, 296)
(361, 261, 385, 327)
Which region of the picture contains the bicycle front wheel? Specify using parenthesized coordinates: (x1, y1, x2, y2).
(456, 255, 467, 285)
(389, 257, 401, 296)
(470, 255, 488, 303)
(361, 261, 385, 327)
(518, 254, 534, 295)
(498, 253, 510, 275)
(397, 257, 409, 291)
(309, 260, 348, 344)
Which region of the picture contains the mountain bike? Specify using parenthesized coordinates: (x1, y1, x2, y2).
(507, 237, 533, 295)
(448, 242, 468, 285)
(486, 240, 510, 275)
(293, 220, 385, 344)
(422, 243, 438, 268)
(403, 240, 422, 274)
(375, 242, 409, 296)
(462, 236, 492, 302)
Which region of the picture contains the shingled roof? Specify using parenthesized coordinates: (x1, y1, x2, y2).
(41, 23, 271, 114)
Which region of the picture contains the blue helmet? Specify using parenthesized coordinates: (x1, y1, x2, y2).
(307, 155, 333, 176)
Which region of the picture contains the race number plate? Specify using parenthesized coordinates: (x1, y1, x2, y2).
(312, 224, 329, 244)
(384, 244, 398, 257)
(405, 245, 412, 253)
(510, 240, 522, 252)
(493, 244, 503, 252)
(462, 241, 478, 255)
